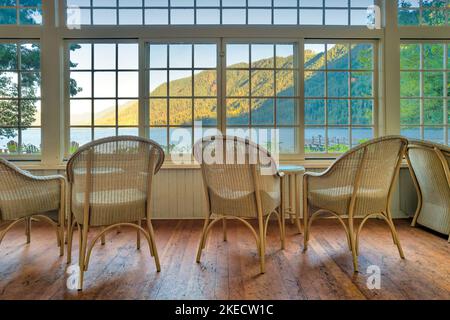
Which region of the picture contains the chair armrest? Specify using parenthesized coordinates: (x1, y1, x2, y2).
(0, 158, 66, 184)
(303, 158, 352, 195)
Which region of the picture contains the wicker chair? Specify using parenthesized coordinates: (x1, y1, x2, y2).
(303, 136, 408, 272)
(194, 135, 285, 274)
(0, 158, 65, 256)
(406, 140, 450, 241)
(66, 136, 164, 290)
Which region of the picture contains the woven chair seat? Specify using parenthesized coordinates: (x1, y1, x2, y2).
(309, 186, 387, 216)
(0, 181, 60, 221)
(72, 188, 147, 226)
(209, 188, 280, 217)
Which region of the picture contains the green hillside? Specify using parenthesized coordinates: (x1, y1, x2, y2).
(96, 44, 370, 126)
(87, 43, 444, 129)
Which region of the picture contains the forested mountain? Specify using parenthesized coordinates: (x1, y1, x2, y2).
(95, 43, 376, 127)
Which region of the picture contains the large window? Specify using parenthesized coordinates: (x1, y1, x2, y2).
(400, 42, 449, 145)
(67, 39, 379, 157)
(304, 41, 376, 154)
(69, 41, 139, 153)
(4, 1, 449, 164)
(0, 41, 41, 155)
(66, 0, 375, 26)
(398, 0, 449, 26)
(225, 42, 299, 154)
(0, 0, 42, 25)
(147, 42, 218, 153)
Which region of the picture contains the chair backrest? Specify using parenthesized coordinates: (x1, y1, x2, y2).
(66, 136, 165, 224)
(325, 136, 407, 216)
(407, 139, 450, 211)
(193, 135, 279, 218)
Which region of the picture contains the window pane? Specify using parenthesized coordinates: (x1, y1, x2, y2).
(305, 71, 325, 97)
(400, 41, 449, 145)
(227, 44, 249, 68)
(251, 70, 274, 96)
(400, 44, 420, 70)
(65, 0, 376, 25)
(94, 99, 116, 126)
(118, 44, 139, 70)
(194, 98, 217, 125)
(70, 99, 92, 126)
(70, 44, 92, 70)
(277, 99, 297, 125)
(351, 72, 373, 97)
(400, 99, 420, 125)
(150, 98, 167, 126)
(305, 99, 325, 125)
(305, 127, 326, 153)
(194, 70, 217, 96)
(328, 127, 350, 153)
(118, 99, 139, 126)
(0, 42, 41, 155)
(227, 70, 249, 96)
(227, 98, 250, 125)
(147, 42, 218, 154)
(306, 41, 375, 153)
(328, 99, 349, 125)
(252, 98, 274, 125)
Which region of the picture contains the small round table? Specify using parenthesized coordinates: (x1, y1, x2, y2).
(278, 165, 305, 234)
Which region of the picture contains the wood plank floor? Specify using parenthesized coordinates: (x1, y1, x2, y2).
(0, 219, 449, 300)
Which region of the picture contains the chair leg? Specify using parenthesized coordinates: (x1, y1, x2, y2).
(67, 221, 75, 264)
(196, 218, 209, 263)
(58, 224, 64, 257)
(78, 223, 89, 291)
(258, 220, 266, 274)
(302, 180, 309, 251)
(386, 211, 405, 259)
(146, 219, 160, 272)
(101, 227, 106, 246)
(222, 218, 227, 242)
(136, 220, 141, 250)
(25, 217, 31, 244)
(278, 209, 285, 250)
(58, 208, 65, 257)
(348, 218, 359, 273)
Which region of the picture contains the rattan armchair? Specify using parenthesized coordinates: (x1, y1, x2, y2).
(303, 136, 408, 272)
(194, 135, 285, 274)
(406, 140, 450, 241)
(66, 136, 164, 290)
(0, 158, 65, 256)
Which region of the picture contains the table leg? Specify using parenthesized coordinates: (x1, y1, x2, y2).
(294, 174, 302, 234)
(289, 175, 294, 224)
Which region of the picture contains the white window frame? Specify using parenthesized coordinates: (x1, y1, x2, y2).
(0, 0, 448, 167)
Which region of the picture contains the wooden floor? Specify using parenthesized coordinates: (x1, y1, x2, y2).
(0, 218, 449, 300)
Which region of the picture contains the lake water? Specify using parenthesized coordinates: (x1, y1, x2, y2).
(1, 127, 448, 154)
